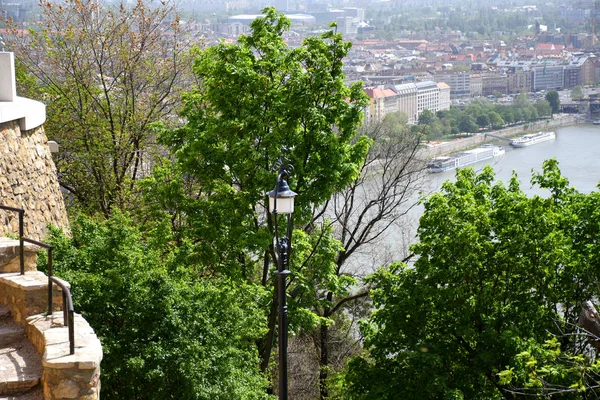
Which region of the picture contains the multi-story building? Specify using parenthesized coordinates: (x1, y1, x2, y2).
(342, 7, 365, 20)
(363, 88, 397, 123)
(563, 65, 581, 89)
(481, 74, 508, 96)
(578, 56, 595, 85)
(389, 83, 418, 123)
(433, 72, 471, 99)
(507, 69, 533, 94)
(470, 74, 483, 97)
(532, 65, 564, 91)
(336, 16, 359, 35)
(437, 82, 451, 110)
(363, 81, 450, 124)
(416, 81, 442, 118)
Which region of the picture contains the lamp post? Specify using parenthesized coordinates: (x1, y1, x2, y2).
(267, 165, 297, 400)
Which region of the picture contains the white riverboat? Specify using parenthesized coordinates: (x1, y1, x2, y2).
(509, 131, 555, 148)
(427, 145, 505, 173)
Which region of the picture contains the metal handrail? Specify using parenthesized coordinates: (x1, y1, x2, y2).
(0, 205, 75, 354)
(49, 276, 75, 355)
(0, 205, 24, 275)
(23, 237, 75, 355)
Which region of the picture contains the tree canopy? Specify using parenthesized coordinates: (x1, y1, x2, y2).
(44, 212, 271, 400)
(342, 160, 600, 399)
(8, 0, 191, 216)
(157, 6, 370, 377)
(545, 90, 561, 115)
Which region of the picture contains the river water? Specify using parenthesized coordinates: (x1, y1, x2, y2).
(357, 123, 600, 274)
(426, 123, 600, 195)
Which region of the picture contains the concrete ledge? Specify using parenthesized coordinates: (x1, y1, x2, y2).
(0, 97, 46, 132)
(0, 52, 46, 132)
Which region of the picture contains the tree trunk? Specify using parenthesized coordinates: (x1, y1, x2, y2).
(319, 320, 329, 400)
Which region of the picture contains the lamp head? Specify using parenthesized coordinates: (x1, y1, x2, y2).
(268, 179, 297, 215)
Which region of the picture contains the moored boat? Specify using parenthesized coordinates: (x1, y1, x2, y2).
(427, 145, 505, 173)
(509, 131, 555, 148)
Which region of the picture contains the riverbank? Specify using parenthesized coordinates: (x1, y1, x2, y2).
(421, 114, 578, 159)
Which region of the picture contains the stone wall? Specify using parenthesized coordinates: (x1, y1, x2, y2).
(0, 120, 69, 240)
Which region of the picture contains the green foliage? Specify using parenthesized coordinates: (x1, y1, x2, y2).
(571, 85, 584, 100)
(45, 213, 271, 400)
(546, 90, 561, 114)
(8, 0, 190, 216)
(157, 7, 370, 373)
(418, 109, 436, 125)
(342, 160, 600, 399)
(534, 99, 552, 118)
(458, 114, 478, 133)
(499, 337, 600, 398)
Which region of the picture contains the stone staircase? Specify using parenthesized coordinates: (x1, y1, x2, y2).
(0, 305, 43, 400)
(0, 238, 102, 400)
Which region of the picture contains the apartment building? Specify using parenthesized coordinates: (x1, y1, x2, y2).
(532, 65, 564, 91)
(481, 74, 508, 96)
(363, 88, 398, 123)
(470, 74, 483, 97)
(437, 82, 451, 110)
(388, 83, 418, 123)
(433, 72, 471, 99)
(507, 69, 533, 94)
(363, 81, 450, 124)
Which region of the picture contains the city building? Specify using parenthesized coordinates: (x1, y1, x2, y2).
(470, 74, 483, 97)
(387, 83, 418, 123)
(481, 73, 508, 96)
(433, 72, 471, 99)
(336, 16, 359, 36)
(532, 64, 564, 91)
(507, 69, 533, 94)
(364, 81, 450, 124)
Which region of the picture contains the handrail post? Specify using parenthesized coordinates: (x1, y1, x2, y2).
(68, 309, 75, 355)
(18, 210, 24, 275)
(47, 247, 53, 316)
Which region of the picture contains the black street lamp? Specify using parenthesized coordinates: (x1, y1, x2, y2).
(267, 164, 297, 400)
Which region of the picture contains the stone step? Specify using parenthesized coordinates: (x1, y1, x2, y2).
(0, 307, 9, 321)
(0, 238, 39, 274)
(0, 336, 42, 396)
(0, 387, 43, 400)
(0, 320, 23, 347)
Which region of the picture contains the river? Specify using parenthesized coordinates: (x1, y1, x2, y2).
(355, 123, 600, 275)
(426, 123, 600, 195)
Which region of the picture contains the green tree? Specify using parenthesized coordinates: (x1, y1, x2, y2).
(8, 0, 191, 216)
(534, 99, 552, 118)
(342, 160, 600, 399)
(545, 90, 561, 115)
(476, 113, 490, 129)
(418, 109, 436, 125)
(571, 85, 584, 100)
(458, 114, 478, 133)
(488, 111, 504, 129)
(158, 7, 370, 376)
(45, 213, 271, 400)
(311, 115, 425, 398)
(497, 107, 514, 125)
(513, 92, 531, 109)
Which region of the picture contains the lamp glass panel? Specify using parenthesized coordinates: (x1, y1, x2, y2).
(269, 196, 294, 214)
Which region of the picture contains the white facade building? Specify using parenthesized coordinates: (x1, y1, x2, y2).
(364, 81, 451, 124)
